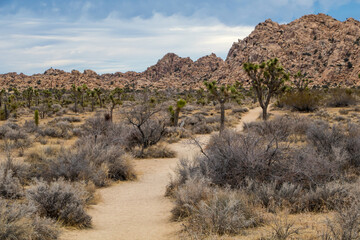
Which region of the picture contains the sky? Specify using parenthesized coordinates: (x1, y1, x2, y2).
(0, 0, 360, 75)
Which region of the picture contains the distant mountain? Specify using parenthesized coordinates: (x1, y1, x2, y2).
(1, 13, 359, 90)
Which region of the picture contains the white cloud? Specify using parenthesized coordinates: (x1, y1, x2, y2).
(0, 13, 253, 74)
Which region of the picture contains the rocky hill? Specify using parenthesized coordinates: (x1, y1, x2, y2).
(1, 13, 359, 90)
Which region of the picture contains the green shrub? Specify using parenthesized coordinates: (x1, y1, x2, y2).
(278, 90, 321, 112)
(326, 88, 357, 107)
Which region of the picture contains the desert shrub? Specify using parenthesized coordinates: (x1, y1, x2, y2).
(266, 216, 300, 240)
(171, 177, 212, 220)
(38, 126, 60, 138)
(53, 116, 81, 123)
(192, 122, 213, 134)
(322, 200, 360, 240)
(23, 120, 38, 133)
(339, 109, 350, 115)
(205, 116, 219, 124)
(46, 139, 135, 186)
(199, 130, 285, 188)
(306, 121, 345, 157)
(278, 90, 322, 112)
(243, 115, 293, 141)
(31, 215, 60, 240)
(326, 88, 357, 107)
(186, 188, 261, 236)
(0, 156, 30, 185)
(345, 126, 360, 168)
(26, 179, 92, 228)
(297, 181, 350, 213)
(125, 118, 167, 152)
(0, 199, 34, 240)
(48, 147, 109, 187)
(315, 109, 331, 118)
(232, 107, 249, 114)
(243, 180, 302, 213)
(139, 143, 176, 158)
(0, 168, 23, 199)
(166, 159, 204, 197)
(0, 199, 59, 240)
(289, 147, 344, 186)
(164, 127, 192, 143)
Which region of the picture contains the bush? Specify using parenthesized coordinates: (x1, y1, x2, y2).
(306, 121, 344, 156)
(166, 159, 204, 197)
(48, 139, 135, 186)
(278, 90, 321, 112)
(199, 130, 285, 187)
(322, 200, 360, 240)
(26, 179, 92, 228)
(186, 188, 261, 236)
(0, 199, 59, 240)
(0, 168, 23, 199)
(139, 143, 176, 158)
(171, 177, 212, 220)
(326, 88, 357, 107)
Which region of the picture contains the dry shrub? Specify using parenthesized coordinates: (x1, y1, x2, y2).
(139, 143, 176, 158)
(26, 179, 92, 228)
(322, 200, 360, 240)
(186, 188, 261, 236)
(27, 138, 135, 187)
(165, 127, 192, 143)
(171, 177, 212, 220)
(202, 130, 285, 188)
(166, 159, 205, 197)
(265, 216, 301, 240)
(0, 199, 59, 240)
(0, 168, 23, 199)
(232, 107, 249, 114)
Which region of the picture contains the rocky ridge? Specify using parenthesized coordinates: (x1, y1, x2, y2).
(1, 13, 359, 90)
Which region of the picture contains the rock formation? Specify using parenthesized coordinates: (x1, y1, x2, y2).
(1, 13, 359, 90)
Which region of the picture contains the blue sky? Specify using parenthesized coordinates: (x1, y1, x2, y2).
(0, 0, 359, 74)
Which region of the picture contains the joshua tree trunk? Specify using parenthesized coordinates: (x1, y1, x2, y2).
(220, 100, 225, 133)
(174, 109, 180, 127)
(74, 97, 78, 113)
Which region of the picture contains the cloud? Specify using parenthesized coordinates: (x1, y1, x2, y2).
(0, 13, 253, 74)
(1, 0, 358, 25)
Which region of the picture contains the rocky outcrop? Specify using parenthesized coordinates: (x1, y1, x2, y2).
(226, 14, 360, 86)
(0, 13, 359, 90)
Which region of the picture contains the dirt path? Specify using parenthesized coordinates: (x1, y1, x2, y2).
(60, 107, 262, 240)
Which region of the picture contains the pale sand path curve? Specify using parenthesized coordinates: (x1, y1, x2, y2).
(60, 107, 262, 240)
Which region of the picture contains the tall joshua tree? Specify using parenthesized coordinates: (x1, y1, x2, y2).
(204, 81, 242, 133)
(244, 58, 289, 120)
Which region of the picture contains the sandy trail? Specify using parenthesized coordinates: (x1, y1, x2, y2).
(60, 107, 262, 240)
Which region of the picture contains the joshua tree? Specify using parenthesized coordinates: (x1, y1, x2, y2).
(88, 90, 97, 112)
(0, 89, 5, 107)
(80, 84, 88, 108)
(244, 58, 289, 120)
(109, 93, 122, 122)
(23, 87, 34, 108)
(292, 71, 312, 92)
(169, 99, 186, 127)
(94, 88, 103, 108)
(71, 84, 80, 113)
(204, 81, 242, 133)
(34, 110, 39, 127)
